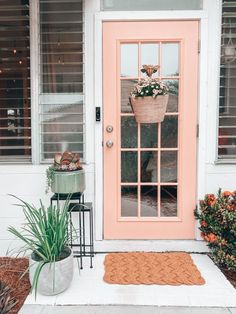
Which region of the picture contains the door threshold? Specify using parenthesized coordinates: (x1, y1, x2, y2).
(94, 240, 209, 253)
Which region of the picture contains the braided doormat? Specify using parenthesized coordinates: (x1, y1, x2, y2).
(104, 252, 205, 285)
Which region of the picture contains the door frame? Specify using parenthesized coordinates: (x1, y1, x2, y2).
(94, 10, 208, 241)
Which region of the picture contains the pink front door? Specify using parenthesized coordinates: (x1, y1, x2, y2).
(103, 21, 199, 239)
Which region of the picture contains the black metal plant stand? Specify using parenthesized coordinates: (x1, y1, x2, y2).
(50, 192, 94, 269)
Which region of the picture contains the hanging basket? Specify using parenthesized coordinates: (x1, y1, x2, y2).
(129, 94, 169, 123)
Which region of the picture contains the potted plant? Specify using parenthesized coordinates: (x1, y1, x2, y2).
(8, 196, 74, 297)
(129, 65, 169, 123)
(46, 151, 85, 194)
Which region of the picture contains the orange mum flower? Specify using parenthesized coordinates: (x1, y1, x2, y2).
(206, 194, 216, 206)
(222, 191, 232, 197)
(205, 233, 217, 243)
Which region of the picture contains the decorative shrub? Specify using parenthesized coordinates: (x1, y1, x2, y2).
(195, 189, 236, 272)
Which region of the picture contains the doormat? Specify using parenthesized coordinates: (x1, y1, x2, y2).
(0, 257, 30, 314)
(104, 252, 205, 285)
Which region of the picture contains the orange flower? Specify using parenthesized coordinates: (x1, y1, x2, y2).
(206, 194, 216, 206)
(222, 191, 232, 197)
(205, 233, 217, 243)
(201, 220, 208, 228)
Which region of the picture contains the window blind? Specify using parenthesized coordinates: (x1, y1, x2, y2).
(39, 0, 84, 161)
(218, 0, 236, 160)
(0, 0, 31, 162)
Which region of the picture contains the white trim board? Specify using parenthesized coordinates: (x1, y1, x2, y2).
(94, 10, 209, 242)
(93, 240, 209, 253)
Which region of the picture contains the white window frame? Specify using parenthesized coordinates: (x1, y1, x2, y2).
(30, 0, 88, 165)
(215, 0, 236, 164)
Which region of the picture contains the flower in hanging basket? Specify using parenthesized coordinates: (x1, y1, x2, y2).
(129, 65, 169, 124)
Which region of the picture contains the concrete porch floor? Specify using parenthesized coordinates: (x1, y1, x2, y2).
(20, 254, 236, 313)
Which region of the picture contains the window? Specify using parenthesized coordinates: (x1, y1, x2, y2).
(39, 0, 84, 161)
(101, 0, 202, 11)
(218, 1, 236, 161)
(0, 0, 31, 162)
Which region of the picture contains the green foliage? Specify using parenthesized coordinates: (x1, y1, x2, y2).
(195, 189, 236, 272)
(46, 165, 55, 193)
(8, 196, 71, 297)
(0, 281, 17, 314)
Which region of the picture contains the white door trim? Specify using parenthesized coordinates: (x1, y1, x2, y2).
(94, 10, 209, 242)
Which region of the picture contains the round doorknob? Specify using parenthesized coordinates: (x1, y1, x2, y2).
(106, 125, 113, 133)
(106, 140, 113, 148)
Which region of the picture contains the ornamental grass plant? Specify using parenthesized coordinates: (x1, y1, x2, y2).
(8, 196, 72, 297)
(195, 189, 236, 272)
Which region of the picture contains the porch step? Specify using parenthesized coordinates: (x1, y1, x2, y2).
(19, 305, 235, 314)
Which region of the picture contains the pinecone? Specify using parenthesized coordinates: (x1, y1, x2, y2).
(0, 281, 17, 314)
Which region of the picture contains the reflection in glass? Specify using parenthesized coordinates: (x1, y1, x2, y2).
(163, 80, 179, 112)
(121, 44, 138, 77)
(161, 116, 178, 148)
(121, 117, 137, 148)
(121, 151, 138, 182)
(141, 151, 157, 182)
(40, 0, 84, 161)
(160, 186, 178, 217)
(121, 186, 138, 217)
(0, 1, 31, 160)
(121, 79, 136, 113)
(141, 186, 158, 217)
(161, 151, 177, 182)
(141, 44, 159, 77)
(141, 124, 158, 148)
(162, 43, 179, 77)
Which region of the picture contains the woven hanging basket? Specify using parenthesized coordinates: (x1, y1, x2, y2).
(129, 94, 169, 123)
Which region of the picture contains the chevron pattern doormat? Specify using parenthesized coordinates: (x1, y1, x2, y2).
(104, 252, 205, 285)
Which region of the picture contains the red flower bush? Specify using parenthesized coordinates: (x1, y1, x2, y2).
(195, 189, 236, 272)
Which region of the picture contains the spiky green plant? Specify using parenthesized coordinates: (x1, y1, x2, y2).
(0, 281, 17, 314)
(8, 195, 72, 298)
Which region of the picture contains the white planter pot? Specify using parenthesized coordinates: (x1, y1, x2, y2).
(29, 248, 73, 295)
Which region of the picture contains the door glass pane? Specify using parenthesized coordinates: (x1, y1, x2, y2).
(161, 151, 177, 183)
(162, 43, 179, 77)
(121, 116, 137, 148)
(141, 44, 159, 77)
(161, 116, 178, 148)
(121, 44, 138, 77)
(121, 186, 138, 217)
(121, 79, 136, 113)
(101, 0, 203, 11)
(163, 80, 179, 112)
(141, 186, 158, 217)
(141, 151, 157, 182)
(160, 186, 178, 217)
(121, 151, 137, 182)
(141, 124, 158, 148)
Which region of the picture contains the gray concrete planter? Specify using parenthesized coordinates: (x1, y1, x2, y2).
(51, 169, 85, 194)
(29, 248, 73, 296)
